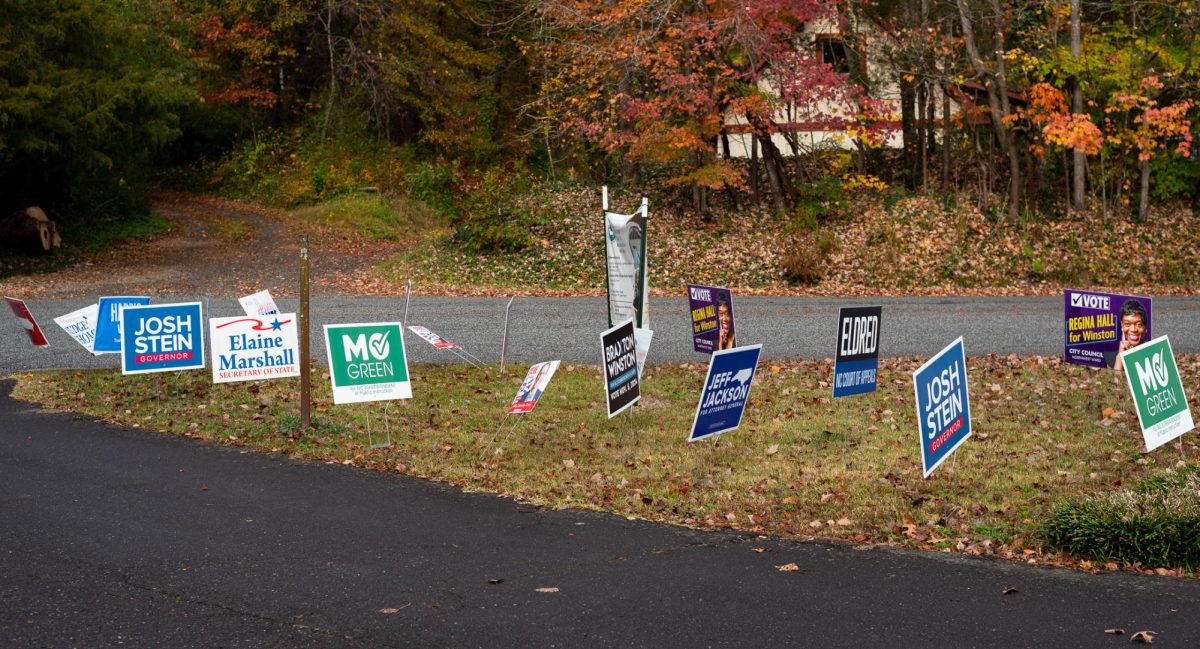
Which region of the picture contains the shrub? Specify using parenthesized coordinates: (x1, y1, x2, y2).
(791, 177, 849, 229)
(1040, 466, 1200, 569)
(449, 165, 536, 253)
(404, 160, 457, 217)
(780, 230, 838, 285)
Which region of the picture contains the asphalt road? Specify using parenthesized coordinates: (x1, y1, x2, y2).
(2, 380, 1199, 648)
(3, 296, 1199, 372)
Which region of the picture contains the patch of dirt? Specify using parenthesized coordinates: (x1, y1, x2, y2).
(0, 191, 406, 299)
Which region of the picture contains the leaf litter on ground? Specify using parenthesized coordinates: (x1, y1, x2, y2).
(9, 353, 1200, 576)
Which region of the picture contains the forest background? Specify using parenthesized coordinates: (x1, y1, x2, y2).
(2, 0, 1199, 293)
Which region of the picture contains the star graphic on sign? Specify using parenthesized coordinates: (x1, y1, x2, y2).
(270, 318, 283, 331)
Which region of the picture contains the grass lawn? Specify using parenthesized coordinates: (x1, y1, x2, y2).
(12, 353, 1199, 575)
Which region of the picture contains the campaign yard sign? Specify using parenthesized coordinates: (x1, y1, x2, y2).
(5, 297, 49, 347)
(509, 360, 561, 414)
(634, 328, 653, 377)
(689, 344, 763, 442)
(239, 290, 280, 316)
(686, 284, 735, 354)
(324, 322, 410, 404)
(54, 304, 101, 354)
(120, 302, 206, 375)
(913, 337, 972, 478)
(602, 319, 640, 418)
(605, 200, 649, 328)
(1064, 290, 1152, 368)
(407, 325, 460, 350)
(209, 314, 300, 383)
(1120, 336, 1194, 452)
(94, 296, 150, 353)
(833, 306, 881, 398)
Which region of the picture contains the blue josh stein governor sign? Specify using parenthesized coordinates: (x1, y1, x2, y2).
(120, 302, 206, 375)
(913, 336, 972, 478)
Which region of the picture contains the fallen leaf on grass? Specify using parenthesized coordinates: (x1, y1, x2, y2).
(535, 587, 559, 593)
(1102, 406, 1115, 418)
(775, 563, 799, 572)
(1131, 631, 1156, 644)
(765, 444, 779, 456)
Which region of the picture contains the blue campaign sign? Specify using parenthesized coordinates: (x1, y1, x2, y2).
(120, 302, 206, 375)
(913, 337, 972, 478)
(689, 344, 763, 442)
(94, 296, 150, 353)
(833, 305, 881, 398)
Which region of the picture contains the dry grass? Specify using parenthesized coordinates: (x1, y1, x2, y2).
(10, 353, 1200, 573)
(376, 185, 1200, 297)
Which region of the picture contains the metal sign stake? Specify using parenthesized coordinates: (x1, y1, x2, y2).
(499, 296, 515, 376)
(401, 280, 412, 330)
(299, 235, 311, 430)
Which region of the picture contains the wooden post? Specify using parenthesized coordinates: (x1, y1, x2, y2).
(299, 235, 311, 430)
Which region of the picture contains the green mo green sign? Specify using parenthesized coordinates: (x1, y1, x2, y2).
(323, 322, 411, 404)
(1120, 335, 1194, 452)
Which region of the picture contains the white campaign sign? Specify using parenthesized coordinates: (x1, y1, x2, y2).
(239, 290, 280, 316)
(54, 304, 101, 355)
(605, 205, 648, 329)
(209, 313, 301, 383)
(634, 327, 653, 377)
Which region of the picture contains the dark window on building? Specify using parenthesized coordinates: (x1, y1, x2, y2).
(819, 37, 851, 75)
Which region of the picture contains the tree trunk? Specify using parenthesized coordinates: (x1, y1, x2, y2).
(758, 134, 789, 215)
(900, 75, 918, 190)
(1071, 0, 1086, 210)
(746, 112, 791, 214)
(748, 136, 762, 207)
(720, 133, 742, 211)
(320, 0, 337, 145)
(919, 0, 931, 191)
(0, 207, 60, 254)
(942, 15, 953, 189)
(957, 0, 1022, 220)
(917, 80, 928, 191)
(941, 83, 951, 188)
(1138, 158, 1151, 221)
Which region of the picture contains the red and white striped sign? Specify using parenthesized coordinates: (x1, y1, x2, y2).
(5, 297, 49, 347)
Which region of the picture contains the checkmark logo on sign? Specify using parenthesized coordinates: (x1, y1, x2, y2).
(369, 332, 390, 359)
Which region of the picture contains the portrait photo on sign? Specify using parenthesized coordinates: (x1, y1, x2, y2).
(1063, 290, 1151, 370)
(686, 284, 734, 354)
(509, 361, 561, 414)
